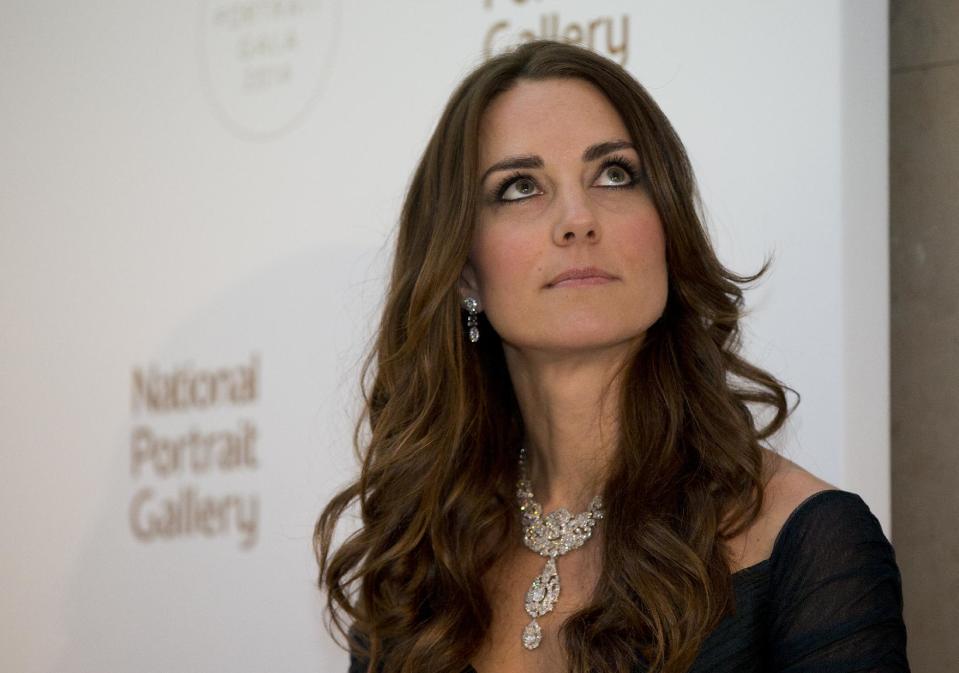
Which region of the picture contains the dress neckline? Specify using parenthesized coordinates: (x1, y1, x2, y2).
(731, 556, 770, 579)
(730, 488, 845, 580)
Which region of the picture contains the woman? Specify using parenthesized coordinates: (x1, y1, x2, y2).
(314, 40, 909, 673)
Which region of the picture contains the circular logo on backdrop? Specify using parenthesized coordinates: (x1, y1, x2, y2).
(199, 0, 341, 140)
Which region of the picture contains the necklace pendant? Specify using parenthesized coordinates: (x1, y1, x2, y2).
(524, 556, 560, 619)
(522, 618, 543, 650)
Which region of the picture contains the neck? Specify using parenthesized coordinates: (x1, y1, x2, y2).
(504, 340, 636, 512)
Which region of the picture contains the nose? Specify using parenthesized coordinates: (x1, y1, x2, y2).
(552, 186, 600, 246)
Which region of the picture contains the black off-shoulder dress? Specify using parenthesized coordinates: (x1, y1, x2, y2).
(347, 489, 910, 672)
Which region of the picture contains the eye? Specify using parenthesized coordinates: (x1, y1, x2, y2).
(596, 165, 629, 186)
(594, 156, 639, 188)
(495, 173, 542, 203)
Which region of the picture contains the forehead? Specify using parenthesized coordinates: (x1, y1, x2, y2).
(478, 78, 629, 161)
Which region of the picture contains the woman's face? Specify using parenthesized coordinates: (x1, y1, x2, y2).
(459, 77, 668, 356)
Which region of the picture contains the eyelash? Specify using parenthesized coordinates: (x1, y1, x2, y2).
(491, 155, 641, 204)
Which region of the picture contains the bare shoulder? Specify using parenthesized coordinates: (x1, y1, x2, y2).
(762, 449, 839, 514)
(726, 449, 839, 572)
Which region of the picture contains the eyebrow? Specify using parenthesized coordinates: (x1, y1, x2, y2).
(479, 139, 636, 184)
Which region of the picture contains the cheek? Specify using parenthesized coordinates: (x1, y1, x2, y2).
(620, 211, 666, 270)
(470, 227, 541, 295)
(612, 212, 670, 322)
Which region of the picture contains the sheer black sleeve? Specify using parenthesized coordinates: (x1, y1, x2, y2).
(766, 490, 910, 672)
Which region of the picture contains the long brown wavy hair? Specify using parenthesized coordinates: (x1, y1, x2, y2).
(314, 39, 797, 673)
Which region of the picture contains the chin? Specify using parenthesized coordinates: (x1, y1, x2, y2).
(510, 328, 645, 354)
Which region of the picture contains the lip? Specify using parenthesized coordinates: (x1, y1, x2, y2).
(546, 266, 617, 288)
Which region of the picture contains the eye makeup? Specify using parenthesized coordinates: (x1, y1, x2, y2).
(486, 155, 642, 205)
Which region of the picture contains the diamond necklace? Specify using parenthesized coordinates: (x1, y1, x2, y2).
(516, 445, 605, 650)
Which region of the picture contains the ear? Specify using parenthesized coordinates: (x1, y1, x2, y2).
(457, 259, 483, 312)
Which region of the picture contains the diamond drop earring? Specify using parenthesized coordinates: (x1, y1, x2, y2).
(461, 296, 480, 343)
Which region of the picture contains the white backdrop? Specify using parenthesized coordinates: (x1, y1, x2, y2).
(0, 1, 888, 671)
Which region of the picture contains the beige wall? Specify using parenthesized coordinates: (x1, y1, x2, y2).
(890, 1, 959, 670)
